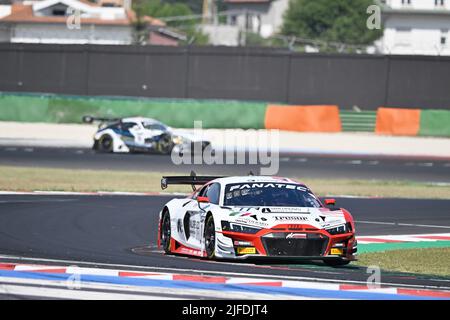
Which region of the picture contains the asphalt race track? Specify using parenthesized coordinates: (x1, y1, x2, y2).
(1, 194, 449, 289)
(1, 146, 450, 182)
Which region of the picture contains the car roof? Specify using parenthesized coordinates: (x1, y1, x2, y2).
(122, 117, 163, 124)
(211, 176, 305, 186)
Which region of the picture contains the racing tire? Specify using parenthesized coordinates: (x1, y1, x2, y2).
(323, 258, 351, 267)
(204, 215, 216, 259)
(98, 134, 114, 153)
(156, 134, 175, 155)
(161, 211, 172, 254)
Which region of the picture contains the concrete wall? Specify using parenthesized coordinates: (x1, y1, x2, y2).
(1, 44, 450, 110)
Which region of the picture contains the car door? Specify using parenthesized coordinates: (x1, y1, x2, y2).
(119, 122, 138, 146)
(180, 183, 221, 250)
(127, 122, 145, 146)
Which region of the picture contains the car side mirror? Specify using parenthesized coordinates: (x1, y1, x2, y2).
(197, 196, 209, 203)
(324, 198, 336, 206)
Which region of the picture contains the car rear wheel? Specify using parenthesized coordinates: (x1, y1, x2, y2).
(98, 134, 113, 153)
(161, 212, 172, 254)
(324, 258, 351, 267)
(204, 215, 216, 259)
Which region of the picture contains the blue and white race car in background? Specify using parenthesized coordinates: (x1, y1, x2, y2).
(82, 116, 212, 155)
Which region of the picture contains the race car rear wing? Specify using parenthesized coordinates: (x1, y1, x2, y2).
(82, 115, 121, 124)
(161, 174, 224, 191)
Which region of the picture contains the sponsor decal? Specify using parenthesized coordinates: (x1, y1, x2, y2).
(237, 247, 257, 254)
(229, 208, 259, 216)
(264, 207, 310, 214)
(286, 233, 307, 239)
(234, 218, 269, 228)
(179, 247, 204, 257)
(229, 183, 309, 192)
(229, 212, 266, 222)
(330, 248, 344, 255)
(274, 216, 309, 222)
(177, 219, 183, 234)
(190, 220, 201, 231)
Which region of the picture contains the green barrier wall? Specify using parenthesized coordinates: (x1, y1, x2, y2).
(0, 93, 267, 129)
(3, 92, 449, 135)
(419, 109, 450, 137)
(0, 94, 51, 122)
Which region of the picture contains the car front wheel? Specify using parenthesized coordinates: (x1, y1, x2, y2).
(204, 215, 216, 259)
(161, 212, 172, 254)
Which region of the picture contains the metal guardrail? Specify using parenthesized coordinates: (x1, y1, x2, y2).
(340, 111, 377, 132)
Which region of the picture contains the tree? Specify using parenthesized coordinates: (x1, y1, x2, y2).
(162, 0, 204, 14)
(132, 0, 150, 45)
(140, 0, 193, 27)
(281, 0, 383, 48)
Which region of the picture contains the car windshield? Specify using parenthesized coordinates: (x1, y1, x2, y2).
(142, 122, 167, 131)
(223, 183, 321, 208)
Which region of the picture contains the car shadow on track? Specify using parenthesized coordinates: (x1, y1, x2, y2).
(131, 245, 361, 270)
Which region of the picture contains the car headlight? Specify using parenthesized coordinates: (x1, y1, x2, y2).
(172, 135, 184, 144)
(326, 224, 347, 235)
(221, 221, 261, 234)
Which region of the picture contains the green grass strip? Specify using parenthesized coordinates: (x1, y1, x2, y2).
(358, 240, 450, 253)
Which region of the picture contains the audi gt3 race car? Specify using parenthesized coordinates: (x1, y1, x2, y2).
(83, 115, 212, 155)
(158, 174, 357, 266)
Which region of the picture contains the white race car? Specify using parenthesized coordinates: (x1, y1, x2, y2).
(83, 116, 211, 155)
(158, 174, 357, 266)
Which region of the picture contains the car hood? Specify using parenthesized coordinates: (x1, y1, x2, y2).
(221, 206, 347, 230)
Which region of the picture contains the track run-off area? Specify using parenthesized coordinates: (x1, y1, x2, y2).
(0, 146, 450, 182)
(0, 143, 449, 299)
(0, 193, 449, 299)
